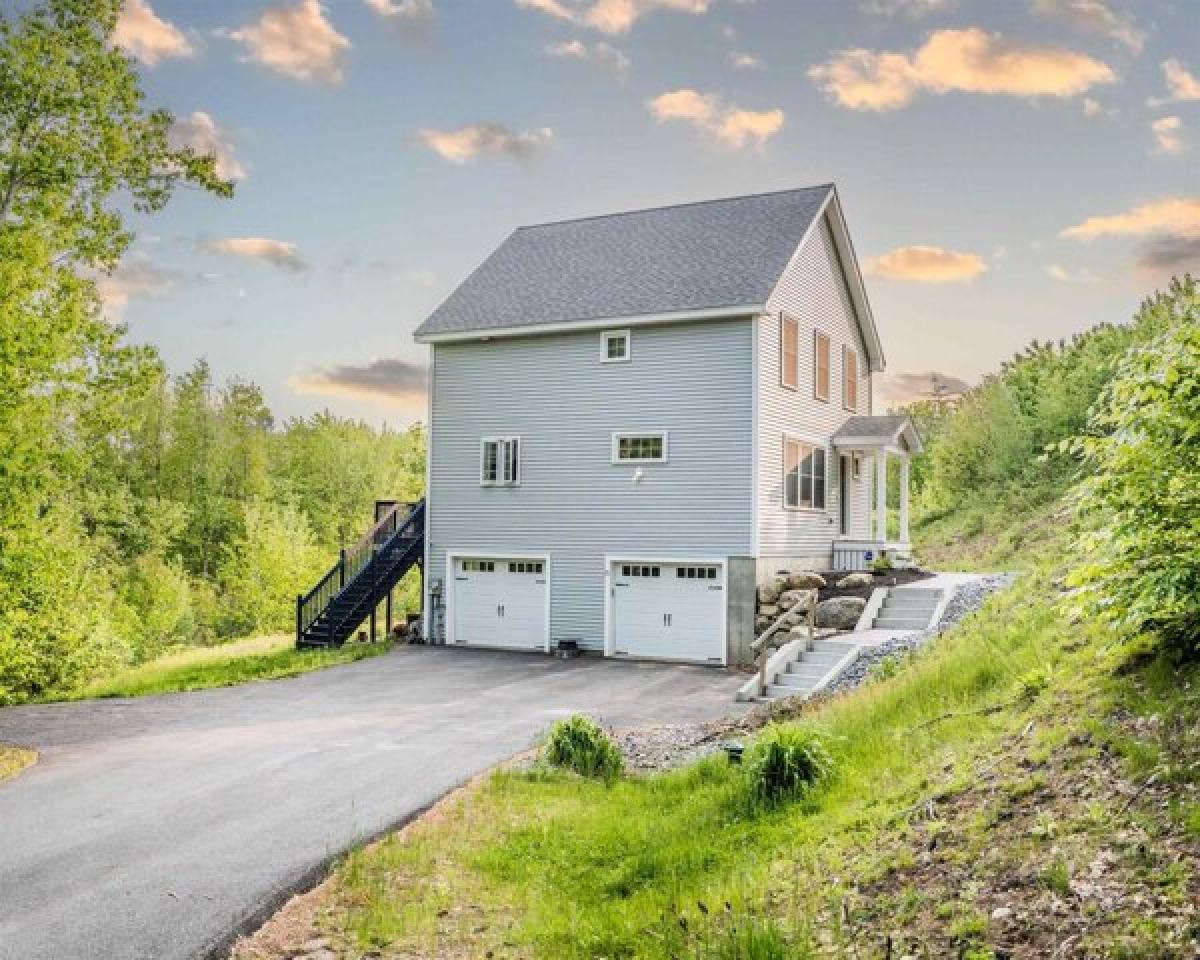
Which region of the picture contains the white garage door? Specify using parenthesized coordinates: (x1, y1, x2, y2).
(612, 561, 725, 664)
(452, 557, 547, 650)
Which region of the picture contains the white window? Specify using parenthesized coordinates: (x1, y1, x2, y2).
(481, 437, 521, 486)
(601, 329, 630, 363)
(784, 437, 827, 510)
(612, 432, 668, 463)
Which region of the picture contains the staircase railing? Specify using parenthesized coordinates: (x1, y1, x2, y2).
(296, 500, 424, 644)
(751, 597, 816, 698)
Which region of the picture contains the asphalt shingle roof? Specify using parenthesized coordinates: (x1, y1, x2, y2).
(833, 416, 912, 440)
(414, 185, 834, 339)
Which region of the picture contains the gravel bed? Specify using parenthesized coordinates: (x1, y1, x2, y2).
(823, 574, 1016, 696)
(613, 717, 763, 772)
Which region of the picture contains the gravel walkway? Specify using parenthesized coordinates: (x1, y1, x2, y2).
(823, 574, 1016, 695)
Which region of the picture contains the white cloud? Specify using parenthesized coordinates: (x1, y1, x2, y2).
(865, 245, 988, 282)
(1046, 264, 1101, 283)
(515, 0, 711, 35)
(113, 0, 194, 66)
(227, 0, 350, 85)
(1158, 59, 1200, 103)
(646, 89, 783, 148)
(877, 370, 972, 409)
(364, 0, 436, 22)
(95, 259, 183, 320)
(860, 0, 955, 18)
(730, 52, 761, 70)
(168, 112, 246, 182)
(1030, 0, 1144, 54)
(1152, 116, 1185, 156)
(809, 28, 1116, 112)
(545, 39, 630, 79)
(203, 237, 308, 271)
(416, 124, 554, 164)
(1061, 197, 1200, 240)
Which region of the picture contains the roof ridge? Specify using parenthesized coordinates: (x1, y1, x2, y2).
(513, 183, 835, 232)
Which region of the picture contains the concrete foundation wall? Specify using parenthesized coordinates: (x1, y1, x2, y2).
(726, 555, 757, 667)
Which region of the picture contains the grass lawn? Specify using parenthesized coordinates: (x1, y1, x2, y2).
(0, 743, 37, 781)
(60, 634, 393, 701)
(234, 550, 1200, 959)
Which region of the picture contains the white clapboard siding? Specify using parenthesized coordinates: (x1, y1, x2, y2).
(427, 317, 755, 651)
(757, 214, 875, 559)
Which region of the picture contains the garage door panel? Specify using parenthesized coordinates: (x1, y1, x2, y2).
(453, 557, 546, 650)
(612, 562, 725, 663)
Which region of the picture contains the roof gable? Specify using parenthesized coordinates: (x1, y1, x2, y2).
(414, 186, 834, 341)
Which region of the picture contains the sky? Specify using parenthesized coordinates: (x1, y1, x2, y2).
(94, 0, 1200, 425)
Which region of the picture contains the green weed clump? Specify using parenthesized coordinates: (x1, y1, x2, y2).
(543, 714, 624, 782)
(744, 724, 834, 809)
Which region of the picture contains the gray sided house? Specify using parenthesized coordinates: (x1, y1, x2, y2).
(414, 185, 920, 667)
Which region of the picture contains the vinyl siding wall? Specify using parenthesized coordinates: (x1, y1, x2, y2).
(756, 214, 874, 568)
(426, 317, 755, 652)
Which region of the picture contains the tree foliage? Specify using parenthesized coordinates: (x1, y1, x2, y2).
(1067, 278, 1199, 660)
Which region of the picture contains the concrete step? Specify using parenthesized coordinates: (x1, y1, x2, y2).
(883, 596, 940, 610)
(765, 683, 814, 699)
(775, 671, 823, 688)
(872, 616, 931, 630)
(784, 662, 833, 678)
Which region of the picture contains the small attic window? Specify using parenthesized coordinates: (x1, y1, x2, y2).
(601, 330, 630, 363)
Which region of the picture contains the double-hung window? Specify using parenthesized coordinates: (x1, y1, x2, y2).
(481, 436, 520, 486)
(814, 331, 831, 402)
(843, 347, 859, 412)
(780, 314, 798, 390)
(783, 437, 827, 510)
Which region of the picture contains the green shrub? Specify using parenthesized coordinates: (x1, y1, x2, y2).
(744, 724, 834, 808)
(543, 714, 623, 782)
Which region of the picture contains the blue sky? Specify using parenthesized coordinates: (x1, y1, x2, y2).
(102, 0, 1199, 424)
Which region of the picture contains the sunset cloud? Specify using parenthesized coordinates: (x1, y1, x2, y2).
(416, 123, 553, 164)
(546, 39, 630, 79)
(1152, 116, 1185, 156)
(113, 0, 194, 66)
(203, 237, 308, 272)
(290, 357, 428, 404)
(865, 245, 987, 282)
(95, 259, 184, 320)
(1061, 197, 1200, 240)
(228, 0, 351, 85)
(169, 112, 246, 182)
(1137, 235, 1200, 274)
(1046, 264, 1101, 284)
(646, 89, 783, 148)
(1030, 0, 1144, 54)
(729, 52, 762, 70)
(516, 0, 710, 35)
(861, 0, 955, 18)
(364, 0, 436, 23)
(876, 371, 972, 409)
(1159, 59, 1200, 102)
(809, 28, 1116, 111)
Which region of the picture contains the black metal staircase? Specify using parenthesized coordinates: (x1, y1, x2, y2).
(296, 499, 425, 648)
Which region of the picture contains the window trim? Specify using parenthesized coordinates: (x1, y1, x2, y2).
(601, 329, 631, 364)
(480, 436, 521, 487)
(843, 345, 859, 412)
(813, 330, 831, 403)
(780, 314, 798, 391)
(782, 434, 829, 512)
(611, 431, 669, 464)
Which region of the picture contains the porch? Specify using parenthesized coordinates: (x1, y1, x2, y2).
(830, 415, 923, 572)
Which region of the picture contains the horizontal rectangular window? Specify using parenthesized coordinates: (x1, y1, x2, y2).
(508, 561, 543, 574)
(612, 432, 667, 463)
(621, 564, 660, 577)
(676, 566, 719, 580)
(784, 438, 827, 510)
(462, 560, 495, 572)
(481, 437, 520, 486)
(601, 329, 630, 363)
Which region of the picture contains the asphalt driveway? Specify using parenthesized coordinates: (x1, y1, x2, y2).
(0, 647, 746, 960)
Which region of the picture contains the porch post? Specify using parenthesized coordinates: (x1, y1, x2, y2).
(899, 456, 911, 544)
(875, 452, 888, 542)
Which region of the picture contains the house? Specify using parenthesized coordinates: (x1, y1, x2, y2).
(413, 184, 921, 667)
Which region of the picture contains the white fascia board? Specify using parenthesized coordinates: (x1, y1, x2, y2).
(413, 303, 762, 344)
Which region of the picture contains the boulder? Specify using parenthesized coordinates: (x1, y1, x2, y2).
(754, 616, 771, 633)
(816, 596, 867, 630)
(788, 624, 814, 639)
(757, 579, 786, 605)
(778, 588, 817, 611)
(787, 571, 827, 590)
(836, 572, 876, 590)
(757, 604, 780, 619)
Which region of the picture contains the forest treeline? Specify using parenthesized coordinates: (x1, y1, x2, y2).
(0, 1, 424, 703)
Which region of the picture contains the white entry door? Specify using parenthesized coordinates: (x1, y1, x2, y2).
(452, 557, 547, 650)
(611, 561, 725, 664)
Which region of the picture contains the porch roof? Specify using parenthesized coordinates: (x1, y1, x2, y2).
(832, 415, 923, 454)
